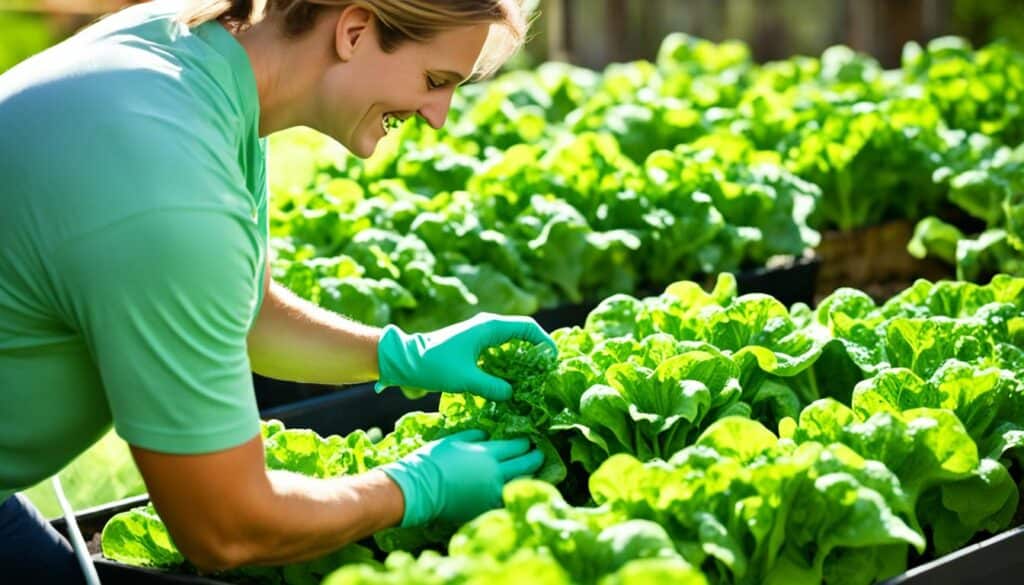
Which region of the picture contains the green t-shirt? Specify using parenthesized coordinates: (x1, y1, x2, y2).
(0, 0, 268, 503)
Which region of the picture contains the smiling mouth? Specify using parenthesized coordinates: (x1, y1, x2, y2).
(382, 112, 404, 135)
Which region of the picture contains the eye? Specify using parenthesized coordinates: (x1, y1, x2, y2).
(426, 75, 446, 90)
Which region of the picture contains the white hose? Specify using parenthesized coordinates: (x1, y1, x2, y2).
(52, 476, 102, 585)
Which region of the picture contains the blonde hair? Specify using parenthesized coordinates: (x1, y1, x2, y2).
(178, 0, 528, 77)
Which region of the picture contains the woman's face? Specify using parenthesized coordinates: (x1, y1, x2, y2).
(317, 12, 490, 158)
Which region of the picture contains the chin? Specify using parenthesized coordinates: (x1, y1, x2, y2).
(321, 124, 377, 159)
(347, 135, 381, 159)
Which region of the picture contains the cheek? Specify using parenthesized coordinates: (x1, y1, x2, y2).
(319, 69, 353, 121)
(319, 68, 373, 136)
(362, 55, 423, 109)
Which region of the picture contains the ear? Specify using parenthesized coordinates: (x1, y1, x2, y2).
(334, 5, 373, 62)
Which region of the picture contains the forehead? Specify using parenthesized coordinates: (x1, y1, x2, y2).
(407, 23, 492, 78)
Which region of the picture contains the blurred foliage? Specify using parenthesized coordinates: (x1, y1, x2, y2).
(0, 11, 54, 73)
(955, 0, 1024, 48)
(20, 429, 146, 519)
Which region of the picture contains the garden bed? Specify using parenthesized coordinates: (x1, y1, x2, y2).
(56, 521, 1024, 585)
(51, 439, 1024, 585)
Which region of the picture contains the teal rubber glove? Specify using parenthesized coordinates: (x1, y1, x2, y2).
(376, 312, 557, 401)
(380, 429, 544, 527)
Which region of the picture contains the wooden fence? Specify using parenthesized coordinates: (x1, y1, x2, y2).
(539, 0, 960, 69)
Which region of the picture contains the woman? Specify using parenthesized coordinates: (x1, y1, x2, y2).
(0, 0, 553, 580)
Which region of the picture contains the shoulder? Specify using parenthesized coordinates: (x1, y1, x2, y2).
(0, 3, 249, 163)
(0, 4, 264, 252)
(0, 45, 255, 224)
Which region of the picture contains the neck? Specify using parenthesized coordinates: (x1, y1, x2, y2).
(227, 15, 333, 136)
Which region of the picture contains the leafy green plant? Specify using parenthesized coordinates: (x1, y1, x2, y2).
(910, 140, 1024, 279)
(902, 37, 1024, 145)
(102, 273, 1024, 584)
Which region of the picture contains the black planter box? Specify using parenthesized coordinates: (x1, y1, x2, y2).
(732, 253, 820, 307)
(879, 525, 1024, 585)
(260, 382, 440, 436)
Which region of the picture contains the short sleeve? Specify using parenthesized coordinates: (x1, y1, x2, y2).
(55, 209, 262, 454)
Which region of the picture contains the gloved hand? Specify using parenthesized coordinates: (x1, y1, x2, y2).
(380, 429, 544, 527)
(375, 312, 557, 401)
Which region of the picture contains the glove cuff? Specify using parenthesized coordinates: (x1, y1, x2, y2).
(375, 324, 414, 393)
(379, 456, 438, 528)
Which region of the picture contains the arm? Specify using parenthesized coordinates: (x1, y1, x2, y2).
(130, 437, 402, 571)
(132, 430, 543, 572)
(247, 264, 558, 396)
(247, 273, 382, 385)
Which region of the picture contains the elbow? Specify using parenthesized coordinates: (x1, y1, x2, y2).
(180, 537, 252, 573)
(174, 523, 264, 573)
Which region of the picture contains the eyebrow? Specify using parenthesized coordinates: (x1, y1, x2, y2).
(432, 69, 470, 86)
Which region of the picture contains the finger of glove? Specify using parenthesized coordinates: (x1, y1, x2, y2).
(462, 369, 513, 401)
(499, 449, 545, 481)
(480, 437, 531, 461)
(442, 429, 487, 444)
(478, 317, 557, 354)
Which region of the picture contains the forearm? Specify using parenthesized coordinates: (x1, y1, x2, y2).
(135, 438, 406, 573)
(230, 469, 403, 567)
(247, 281, 381, 384)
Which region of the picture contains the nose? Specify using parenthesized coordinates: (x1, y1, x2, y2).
(417, 89, 455, 130)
